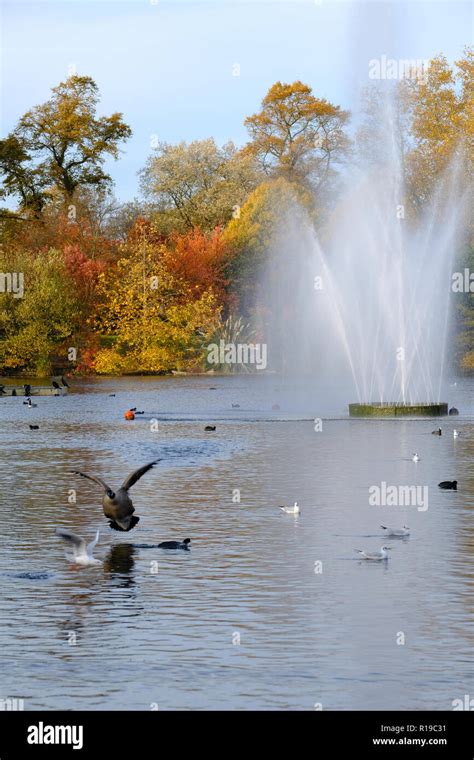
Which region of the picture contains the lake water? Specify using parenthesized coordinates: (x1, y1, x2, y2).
(0, 375, 473, 710)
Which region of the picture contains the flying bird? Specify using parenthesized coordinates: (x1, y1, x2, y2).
(55, 528, 102, 566)
(72, 461, 159, 531)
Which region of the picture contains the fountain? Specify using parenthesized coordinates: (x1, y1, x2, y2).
(262, 95, 467, 417)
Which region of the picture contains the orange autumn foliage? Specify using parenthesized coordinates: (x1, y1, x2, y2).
(164, 227, 234, 307)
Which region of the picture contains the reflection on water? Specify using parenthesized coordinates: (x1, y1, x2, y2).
(0, 375, 473, 709)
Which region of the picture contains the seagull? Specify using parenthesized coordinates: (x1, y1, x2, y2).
(55, 528, 102, 566)
(412, 453, 420, 462)
(158, 538, 191, 551)
(453, 429, 459, 438)
(381, 525, 410, 537)
(72, 461, 159, 531)
(280, 502, 300, 514)
(355, 546, 391, 560)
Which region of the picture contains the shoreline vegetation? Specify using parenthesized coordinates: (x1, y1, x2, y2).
(1, 54, 473, 378)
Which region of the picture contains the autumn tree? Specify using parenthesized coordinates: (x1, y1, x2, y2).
(0, 248, 83, 374)
(93, 221, 222, 373)
(0, 75, 131, 212)
(140, 138, 260, 233)
(223, 177, 314, 314)
(163, 228, 231, 307)
(244, 81, 350, 195)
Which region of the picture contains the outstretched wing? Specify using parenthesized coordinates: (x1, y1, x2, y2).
(121, 461, 159, 491)
(71, 471, 111, 492)
(55, 528, 87, 557)
(86, 530, 100, 556)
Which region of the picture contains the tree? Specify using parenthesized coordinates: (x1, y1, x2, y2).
(244, 81, 350, 194)
(163, 228, 232, 307)
(140, 138, 260, 233)
(403, 49, 473, 210)
(0, 248, 83, 374)
(0, 135, 48, 216)
(93, 221, 222, 373)
(223, 177, 314, 314)
(0, 75, 131, 210)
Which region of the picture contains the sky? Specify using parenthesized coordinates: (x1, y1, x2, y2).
(0, 0, 472, 203)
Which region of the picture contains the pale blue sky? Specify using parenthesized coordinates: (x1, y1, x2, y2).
(1, 0, 472, 202)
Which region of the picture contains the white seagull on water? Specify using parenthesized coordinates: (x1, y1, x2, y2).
(55, 528, 102, 566)
(381, 525, 410, 537)
(412, 453, 420, 462)
(279, 502, 300, 514)
(355, 545, 391, 561)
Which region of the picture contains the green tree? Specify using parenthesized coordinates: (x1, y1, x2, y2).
(0, 75, 131, 211)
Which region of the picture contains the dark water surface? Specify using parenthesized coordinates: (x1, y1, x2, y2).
(0, 375, 472, 709)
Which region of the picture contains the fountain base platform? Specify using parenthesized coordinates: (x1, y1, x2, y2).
(349, 402, 448, 417)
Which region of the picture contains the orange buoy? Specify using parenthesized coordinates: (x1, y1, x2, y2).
(124, 409, 135, 421)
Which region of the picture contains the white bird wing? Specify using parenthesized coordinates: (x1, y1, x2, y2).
(55, 528, 87, 559)
(86, 530, 100, 557)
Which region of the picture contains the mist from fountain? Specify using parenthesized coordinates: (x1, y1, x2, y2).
(262, 96, 468, 410)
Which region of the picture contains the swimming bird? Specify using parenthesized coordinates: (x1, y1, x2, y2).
(355, 546, 391, 560)
(72, 461, 159, 531)
(453, 429, 459, 438)
(232, 404, 240, 408)
(204, 425, 216, 431)
(381, 525, 410, 537)
(449, 407, 459, 416)
(280, 502, 300, 514)
(55, 528, 102, 566)
(431, 427, 442, 436)
(29, 424, 39, 430)
(109, 393, 116, 397)
(438, 480, 457, 490)
(23, 398, 37, 408)
(158, 538, 191, 551)
(412, 453, 420, 462)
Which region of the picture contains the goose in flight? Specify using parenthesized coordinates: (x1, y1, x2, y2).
(72, 461, 159, 531)
(55, 528, 102, 566)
